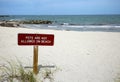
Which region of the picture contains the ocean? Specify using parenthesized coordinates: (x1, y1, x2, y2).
(1, 15, 120, 32)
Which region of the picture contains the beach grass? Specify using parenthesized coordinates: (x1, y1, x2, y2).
(0, 58, 36, 82)
(0, 57, 59, 82)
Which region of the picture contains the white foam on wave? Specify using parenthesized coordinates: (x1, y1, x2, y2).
(63, 25, 84, 28)
(87, 25, 120, 29)
(32, 25, 41, 27)
(61, 25, 120, 29)
(20, 24, 120, 32)
(114, 26, 120, 28)
(85, 25, 112, 28)
(48, 26, 58, 28)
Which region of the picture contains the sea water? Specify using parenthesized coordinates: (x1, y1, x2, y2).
(0, 15, 120, 32)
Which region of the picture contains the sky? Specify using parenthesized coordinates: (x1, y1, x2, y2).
(0, 0, 120, 15)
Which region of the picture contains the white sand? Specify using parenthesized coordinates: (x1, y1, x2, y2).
(0, 27, 120, 82)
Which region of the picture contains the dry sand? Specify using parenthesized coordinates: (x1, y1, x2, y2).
(0, 26, 120, 82)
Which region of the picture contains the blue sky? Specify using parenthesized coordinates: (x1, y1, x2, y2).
(0, 0, 120, 15)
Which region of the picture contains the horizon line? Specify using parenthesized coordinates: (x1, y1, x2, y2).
(0, 14, 120, 16)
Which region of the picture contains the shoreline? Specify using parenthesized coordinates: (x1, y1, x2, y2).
(0, 25, 120, 33)
(1, 24, 120, 32)
(0, 26, 120, 82)
(0, 19, 120, 32)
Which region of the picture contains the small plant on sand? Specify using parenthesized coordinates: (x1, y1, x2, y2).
(114, 75, 120, 82)
(0, 58, 60, 82)
(38, 67, 60, 82)
(0, 59, 36, 82)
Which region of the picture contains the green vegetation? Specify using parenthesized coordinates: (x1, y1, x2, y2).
(0, 58, 59, 82)
(0, 59, 36, 82)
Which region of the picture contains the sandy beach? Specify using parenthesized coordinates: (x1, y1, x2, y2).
(0, 26, 120, 82)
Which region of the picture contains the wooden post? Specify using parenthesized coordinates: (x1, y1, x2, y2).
(33, 45, 38, 74)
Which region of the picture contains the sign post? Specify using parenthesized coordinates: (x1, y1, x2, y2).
(33, 45, 38, 74)
(18, 33, 54, 74)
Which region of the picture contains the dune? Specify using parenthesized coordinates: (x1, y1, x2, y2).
(0, 26, 120, 82)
